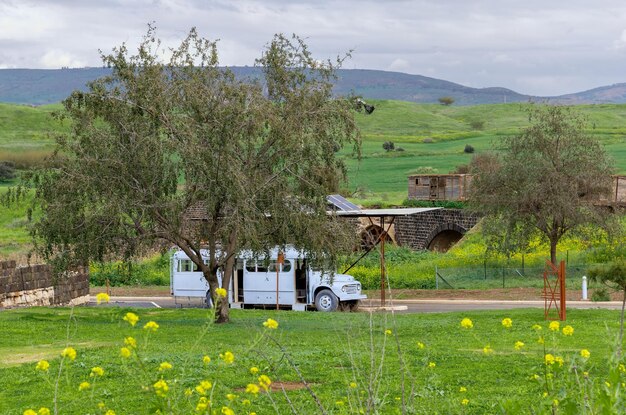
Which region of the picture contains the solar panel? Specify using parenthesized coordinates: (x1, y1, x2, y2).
(327, 194, 360, 211)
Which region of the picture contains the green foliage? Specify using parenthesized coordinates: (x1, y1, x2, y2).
(382, 141, 395, 151)
(470, 105, 616, 264)
(402, 198, 467, 209)
(463, 144, 475, 153)
(90, 253, 170, 286)
(592, 287, 611, 302)
(438, 96, 455, 106)
(0, 161, 15, 182)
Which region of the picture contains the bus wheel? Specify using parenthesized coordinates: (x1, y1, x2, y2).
(205, 290, 213, 309)
(315, 289, 338, 312)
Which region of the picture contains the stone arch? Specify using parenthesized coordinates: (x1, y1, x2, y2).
(425, 222, 467, 252)
(360, 224, 395, 249)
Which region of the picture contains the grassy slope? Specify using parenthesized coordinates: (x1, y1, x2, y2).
(0, 307, 622, 414)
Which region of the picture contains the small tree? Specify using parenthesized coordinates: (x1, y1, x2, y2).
(470, 105, 615, 265)
(23, 28, 360, 323)
(463, 144, 475, 154)
(438, 96, 454, 106)
(382, 141, 395, 152)
(0, 161, 16, 182)
(588, 260, 626, 357)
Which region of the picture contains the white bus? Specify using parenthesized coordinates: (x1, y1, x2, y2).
(170, 246, 366, 311)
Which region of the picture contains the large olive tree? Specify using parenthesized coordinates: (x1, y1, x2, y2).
(29, 27, 361, 323)
(470, 105, 615, 265)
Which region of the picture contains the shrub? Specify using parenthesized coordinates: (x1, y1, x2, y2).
(382, 141, 395, 152)
(438, 96, 454, 106)
(463, 144, 475, 154)
(591, 287, 610, 302)
(469, 120, 485, 130)
(0, 161, 16, 182)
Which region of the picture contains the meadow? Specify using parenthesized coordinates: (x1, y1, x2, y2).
(0, 306, 625, 414)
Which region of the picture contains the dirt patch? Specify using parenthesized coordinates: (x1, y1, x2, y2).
(270, 381, 308, 391)
(91, 286, 170, 297)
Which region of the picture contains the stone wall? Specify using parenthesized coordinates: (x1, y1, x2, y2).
(395, 209, 481, 250)
(0, 261, 89, 308)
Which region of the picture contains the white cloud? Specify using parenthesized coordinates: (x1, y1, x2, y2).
(39, 50, 87, 69)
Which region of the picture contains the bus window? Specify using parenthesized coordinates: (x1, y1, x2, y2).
(179, 259, 195, 272)
(269, 259, 292, 273)
(245, 261, 256, 273)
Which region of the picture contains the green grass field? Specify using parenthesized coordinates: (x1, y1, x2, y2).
(0, 307, 625, 414)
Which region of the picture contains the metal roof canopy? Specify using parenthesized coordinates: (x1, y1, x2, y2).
(334, 207, 442, 307)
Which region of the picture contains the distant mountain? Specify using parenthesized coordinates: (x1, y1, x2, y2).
(1, 67, 625, 106)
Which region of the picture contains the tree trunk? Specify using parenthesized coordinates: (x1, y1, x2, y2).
(549, 238, 557, 266)
(215, 253, 236, 324)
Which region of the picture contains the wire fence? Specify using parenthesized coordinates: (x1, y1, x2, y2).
(434, 263, 600, 290)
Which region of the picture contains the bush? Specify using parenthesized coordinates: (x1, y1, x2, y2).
(438, 96, 455, 106)
(90, 254, 170, 286)
(395, 147, 405, 152)
(382, 141, 395, 152)
(0, 161, 16, 182)
(591, 287, 611, 302)
(469, 120, 485, 130)
(464, 144, 475, 154)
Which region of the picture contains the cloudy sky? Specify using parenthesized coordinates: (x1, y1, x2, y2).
(2, 0, 626, 96)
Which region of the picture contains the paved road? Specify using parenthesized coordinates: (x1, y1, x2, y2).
(89, 296, 624, 313)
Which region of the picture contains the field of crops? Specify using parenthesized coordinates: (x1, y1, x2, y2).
(1, 306, 625, 414)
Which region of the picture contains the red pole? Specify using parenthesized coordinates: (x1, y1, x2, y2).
(560, 260, 566, 321)
(380, 217, 386, 307)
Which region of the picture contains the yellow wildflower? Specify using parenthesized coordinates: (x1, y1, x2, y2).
(483, 345, 494, 355)
(143, 321, 159, 332)
(537, 336, 545, 345)
(220, 351, 234, 364)
(553, 399, 559, 407)
(263, 318, 279, 329)
(96, 292, 110, 305)
(350, 382, 357, 388)
(184, 388, 193, 397)
(159, 362, 172, 371)
(459, 386, 467, 393)
(555, 356, 564, 367)
(258, 374, 272, 390)
(24, 410, 37, 415)
(562, 325, 574, 336)
(250, 366, 259, 375)
(580, 349, 590, 359)
(246, 383, 260, 395)
(428, 362, 436, 368)
(123, 312, 139, 327)
(501, 318, 513, 328)
(221, 407, 234, 415)
(195, 397, 209, 412)
(460, 318, 473, 329)
(532, 324, 543, 331)
(532, 374, 540, 381)
(583, 371, 589, 378)
(542, 392, 548, 398)
(97, 403, 105, 410)
(215, 287, 227, 298)
(38, 408, 50, 415)
(153, 379, 169, 397)
(61, 347, 77, 361)
(90, 366, 104, 377)
(416, 342, 425, 349)
(545, 354, 555, 365)
(35, 360, 50, 372)
(514, 341, 525, 350)
(226, 393, 237, 401)
(242, 399, 251, 406)
(78, 381, 91, 391)
(105, 410, 116, 415)
(195, 380, 213, 395)
(461, 398, 469, 406)
(120, 347, 132, 358)
(605, 381, 611, 388)
(384, 329, 392, 335)
(203, 355, 211, 365)
(549, 321, 560, 331)
(124, 336, 137, 348)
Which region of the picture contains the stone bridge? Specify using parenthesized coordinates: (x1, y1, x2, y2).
(359, 209, 480, 252)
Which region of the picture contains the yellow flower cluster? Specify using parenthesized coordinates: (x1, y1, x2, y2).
(90, 366, 104, 377)
(78, 381, 91, 391)
(483, 345, 494, 355)
(501, 318, 513, 329)
(23, 408, 50, 415)
(258, 374, 272, 391)
(203, 355, 211, 365)
(461, 398, 469, 406)
(123, 312, 139, 327)
(249, 367, 259, 375)
(96, 292, 110, 305)
(153, 379, 169, 397)
(562, 325, 574, 336)
(215, 288, 227, 298)
(195, 380, 213, 395)
(143, 321, 159, 332)
(532, 324, 543, 331)
(120, 347, 132, 358)
(221, 407, 234, 415)
(61, 347, 77, 361)
(460, 318, 473, 329)
(549, 321, 560, 332)
(124, 336, 137, 348)
(428, 362, 436, 368)
(245, 383, 260, 395)
(580, 349, 590, 359)
(35, 360, 49, 372)
(416, 342, 425, 349)
(514, 341, 525, 350)
(196, 397, 210, 412)
(159, 362, 173, 371)
(384, 329, 392, 335)
(220, 351, 235, 364)
(263, 318, 279, 329)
